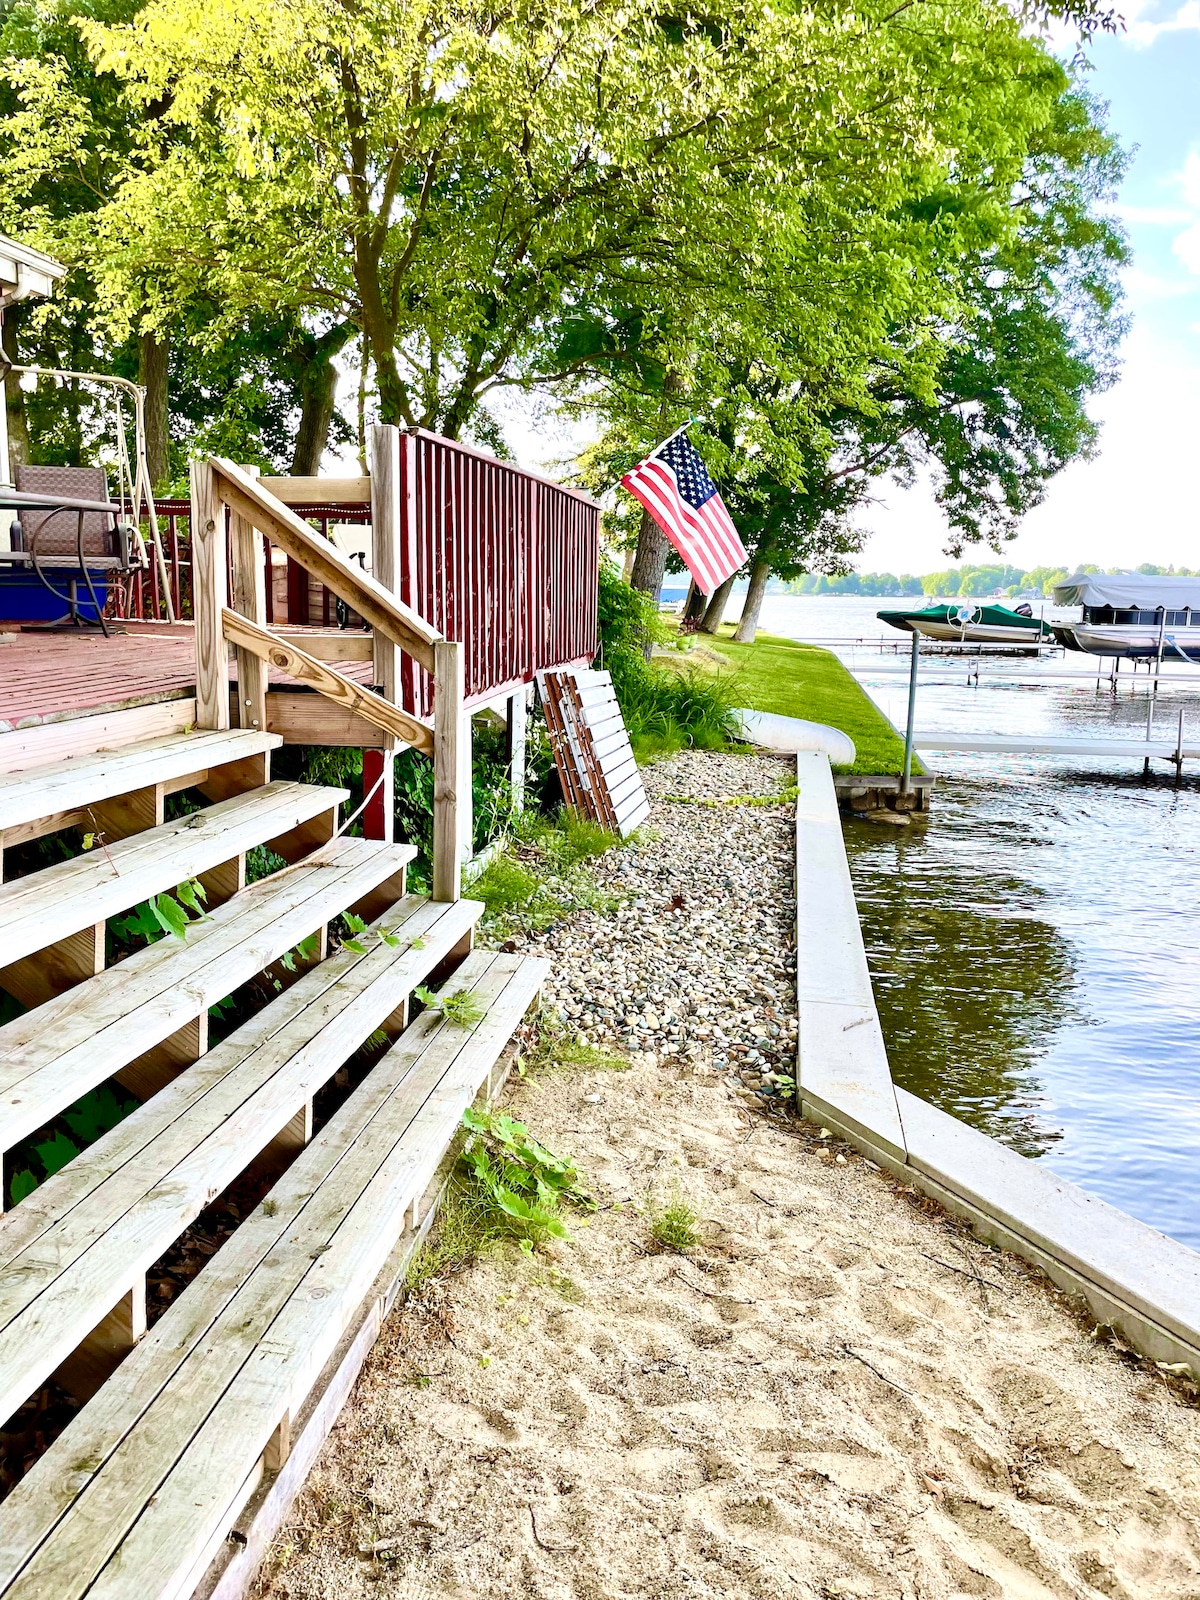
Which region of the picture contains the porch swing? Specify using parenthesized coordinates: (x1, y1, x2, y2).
(0, 367, 177, 634)
(0, 236, 175, 633)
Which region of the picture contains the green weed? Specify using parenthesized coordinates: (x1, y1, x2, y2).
(649, 1193, 700, 1253)
(661, 785, 799, 809)
(110, 878, 208, 948)
(517, 1010, 629, 1077)
(414, 984, 487, 1029)
(405, 1110, 593, 1293)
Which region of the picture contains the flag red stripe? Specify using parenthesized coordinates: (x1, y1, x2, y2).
(639, 463, 727, 589)
(621, 454, 745, 592)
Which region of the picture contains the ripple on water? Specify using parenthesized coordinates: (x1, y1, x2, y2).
(841, 675, 1200, 1252)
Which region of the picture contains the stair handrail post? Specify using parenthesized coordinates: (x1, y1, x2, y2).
(432, 638, 466, 902)
(190, 457, 231, 730)
(229, 463, 267, 733)
(364, 425, 402, 843)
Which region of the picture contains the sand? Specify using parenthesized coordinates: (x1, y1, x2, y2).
(257, 1061, 1200, 1600)
(256, 750, 1200, 1600)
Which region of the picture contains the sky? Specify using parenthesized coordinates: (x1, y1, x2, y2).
(856, 4, 1200, 577)
(489, 6, 1200, 578)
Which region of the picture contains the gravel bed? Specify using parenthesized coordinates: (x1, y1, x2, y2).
(518, 749, 797, 1100)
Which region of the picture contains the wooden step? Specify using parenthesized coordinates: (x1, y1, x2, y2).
(0, 835, 416, 1167)
(0, 894, 482, 1426)
(0, 727, 282, 842)
(0, 780, 347, 995)
(0, 950, 546, 1600)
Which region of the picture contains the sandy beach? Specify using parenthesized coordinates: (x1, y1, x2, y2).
(257, 753, 1200, 1600)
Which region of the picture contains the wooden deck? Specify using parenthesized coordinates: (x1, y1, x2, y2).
(0, 623, 374, 735)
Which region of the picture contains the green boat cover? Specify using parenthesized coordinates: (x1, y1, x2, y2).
(877, 602, 1052, 635)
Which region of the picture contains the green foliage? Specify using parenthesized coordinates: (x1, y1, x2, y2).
(405, 1108, 593, 1288)
(246, 844, 288, 884)
(598, 565, 739, 758)
(413, 984, 487, 1030)
(461, 1107, 592, 1247)
(687, 627, 918, 775)
(110, 878, 208, 950)
(469, 809, 621, 938)
(662, 785, 799, 809)
(515, 1011, 629, 1077)
(648, 1193, 700, 1253)
(7, 1081, 138, 1206)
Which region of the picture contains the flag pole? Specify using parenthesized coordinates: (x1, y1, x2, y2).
(600, 417, 698, 499)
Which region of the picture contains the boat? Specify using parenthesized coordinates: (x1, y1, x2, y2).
(1050, 573, 1200, 660)
(877, 601, 1055, 646)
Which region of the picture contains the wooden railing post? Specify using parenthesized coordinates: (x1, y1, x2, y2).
(189, 459, 230, 730)
(365, 425, 401, 843)
(230, 465, 267, 733)
(432, 640, 466, 902)
(507, 687, 527, 815)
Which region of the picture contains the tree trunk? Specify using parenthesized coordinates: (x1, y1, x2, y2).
(621, 547, 635, 582)
(1, 312, 31, 473)
(733, 559, 771, 644)
(291, 322, 358, 475)
(681, 579, 706, 628)
(699, 573, 735, 634)
(138, 329, 170, 491)
(630, 506, 670, 596)
(629, 507, 670, 661)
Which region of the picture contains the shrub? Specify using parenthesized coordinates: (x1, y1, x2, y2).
(597, 563, 739, 758)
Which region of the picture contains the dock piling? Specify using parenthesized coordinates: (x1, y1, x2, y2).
(901, 630, 920, 795)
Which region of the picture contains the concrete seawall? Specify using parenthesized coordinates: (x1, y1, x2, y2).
(795, 749, 1200, 1376)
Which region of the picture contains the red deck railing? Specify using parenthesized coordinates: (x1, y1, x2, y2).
(115, 430, 600, 711)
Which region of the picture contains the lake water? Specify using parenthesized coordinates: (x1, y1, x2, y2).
(752, 593, 1200, 1251)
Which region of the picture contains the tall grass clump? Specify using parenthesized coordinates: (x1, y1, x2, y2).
(469, 806, 621, 938)
(598, 563, 740, 758)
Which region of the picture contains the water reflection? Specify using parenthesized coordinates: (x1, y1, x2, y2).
(844, 788, 1082, 1157)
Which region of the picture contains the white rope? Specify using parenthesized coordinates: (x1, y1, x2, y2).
(332, 762, 389, 840)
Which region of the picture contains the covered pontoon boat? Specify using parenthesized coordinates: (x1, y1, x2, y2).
(1051, 573, 1200, 659)
(878, 601, 1055, 646)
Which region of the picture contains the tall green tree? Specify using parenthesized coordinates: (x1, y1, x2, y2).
(580, 71, 1126, 641)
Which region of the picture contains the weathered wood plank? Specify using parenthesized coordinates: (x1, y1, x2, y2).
(0, 896, 484, 1426)
(0, 781, 348, 969)
(230, 471, 268, 735)
(432, 639, 466, 903)
(0, 698, 197, 775)
(262, 691, 389, 749)
(210, 459, 438, 673)
(270, 630, 372, 664)
(0, 729, 278, 835)
(0, 955, 544, 1600)
(190, 461, 230, 731)
(258, 476, 371, 506)
(222, 611, 433, 755)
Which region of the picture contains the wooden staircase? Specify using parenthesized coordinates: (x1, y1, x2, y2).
(0, 721, 546, 1598)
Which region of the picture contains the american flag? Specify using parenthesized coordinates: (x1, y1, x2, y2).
(621, 431, 747, 594)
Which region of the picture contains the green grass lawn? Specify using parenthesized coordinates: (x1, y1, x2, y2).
(663, 625, 917, 775)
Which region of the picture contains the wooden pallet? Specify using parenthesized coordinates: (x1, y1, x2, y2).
(538, 667, 648, 837)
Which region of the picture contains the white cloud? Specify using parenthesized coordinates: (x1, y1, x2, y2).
(1181, 150, 1200, 208)
(1175, 220, 1200, 273)
(1115, 204, 1194, 225)
(1123, 0, 1200, 47)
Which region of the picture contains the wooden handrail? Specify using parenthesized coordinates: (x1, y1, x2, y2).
(222, 610, 434, 755)
(209, 457, 440, 673)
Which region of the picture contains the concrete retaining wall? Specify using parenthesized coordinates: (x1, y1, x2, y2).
(794, 749, 1200, 1376)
